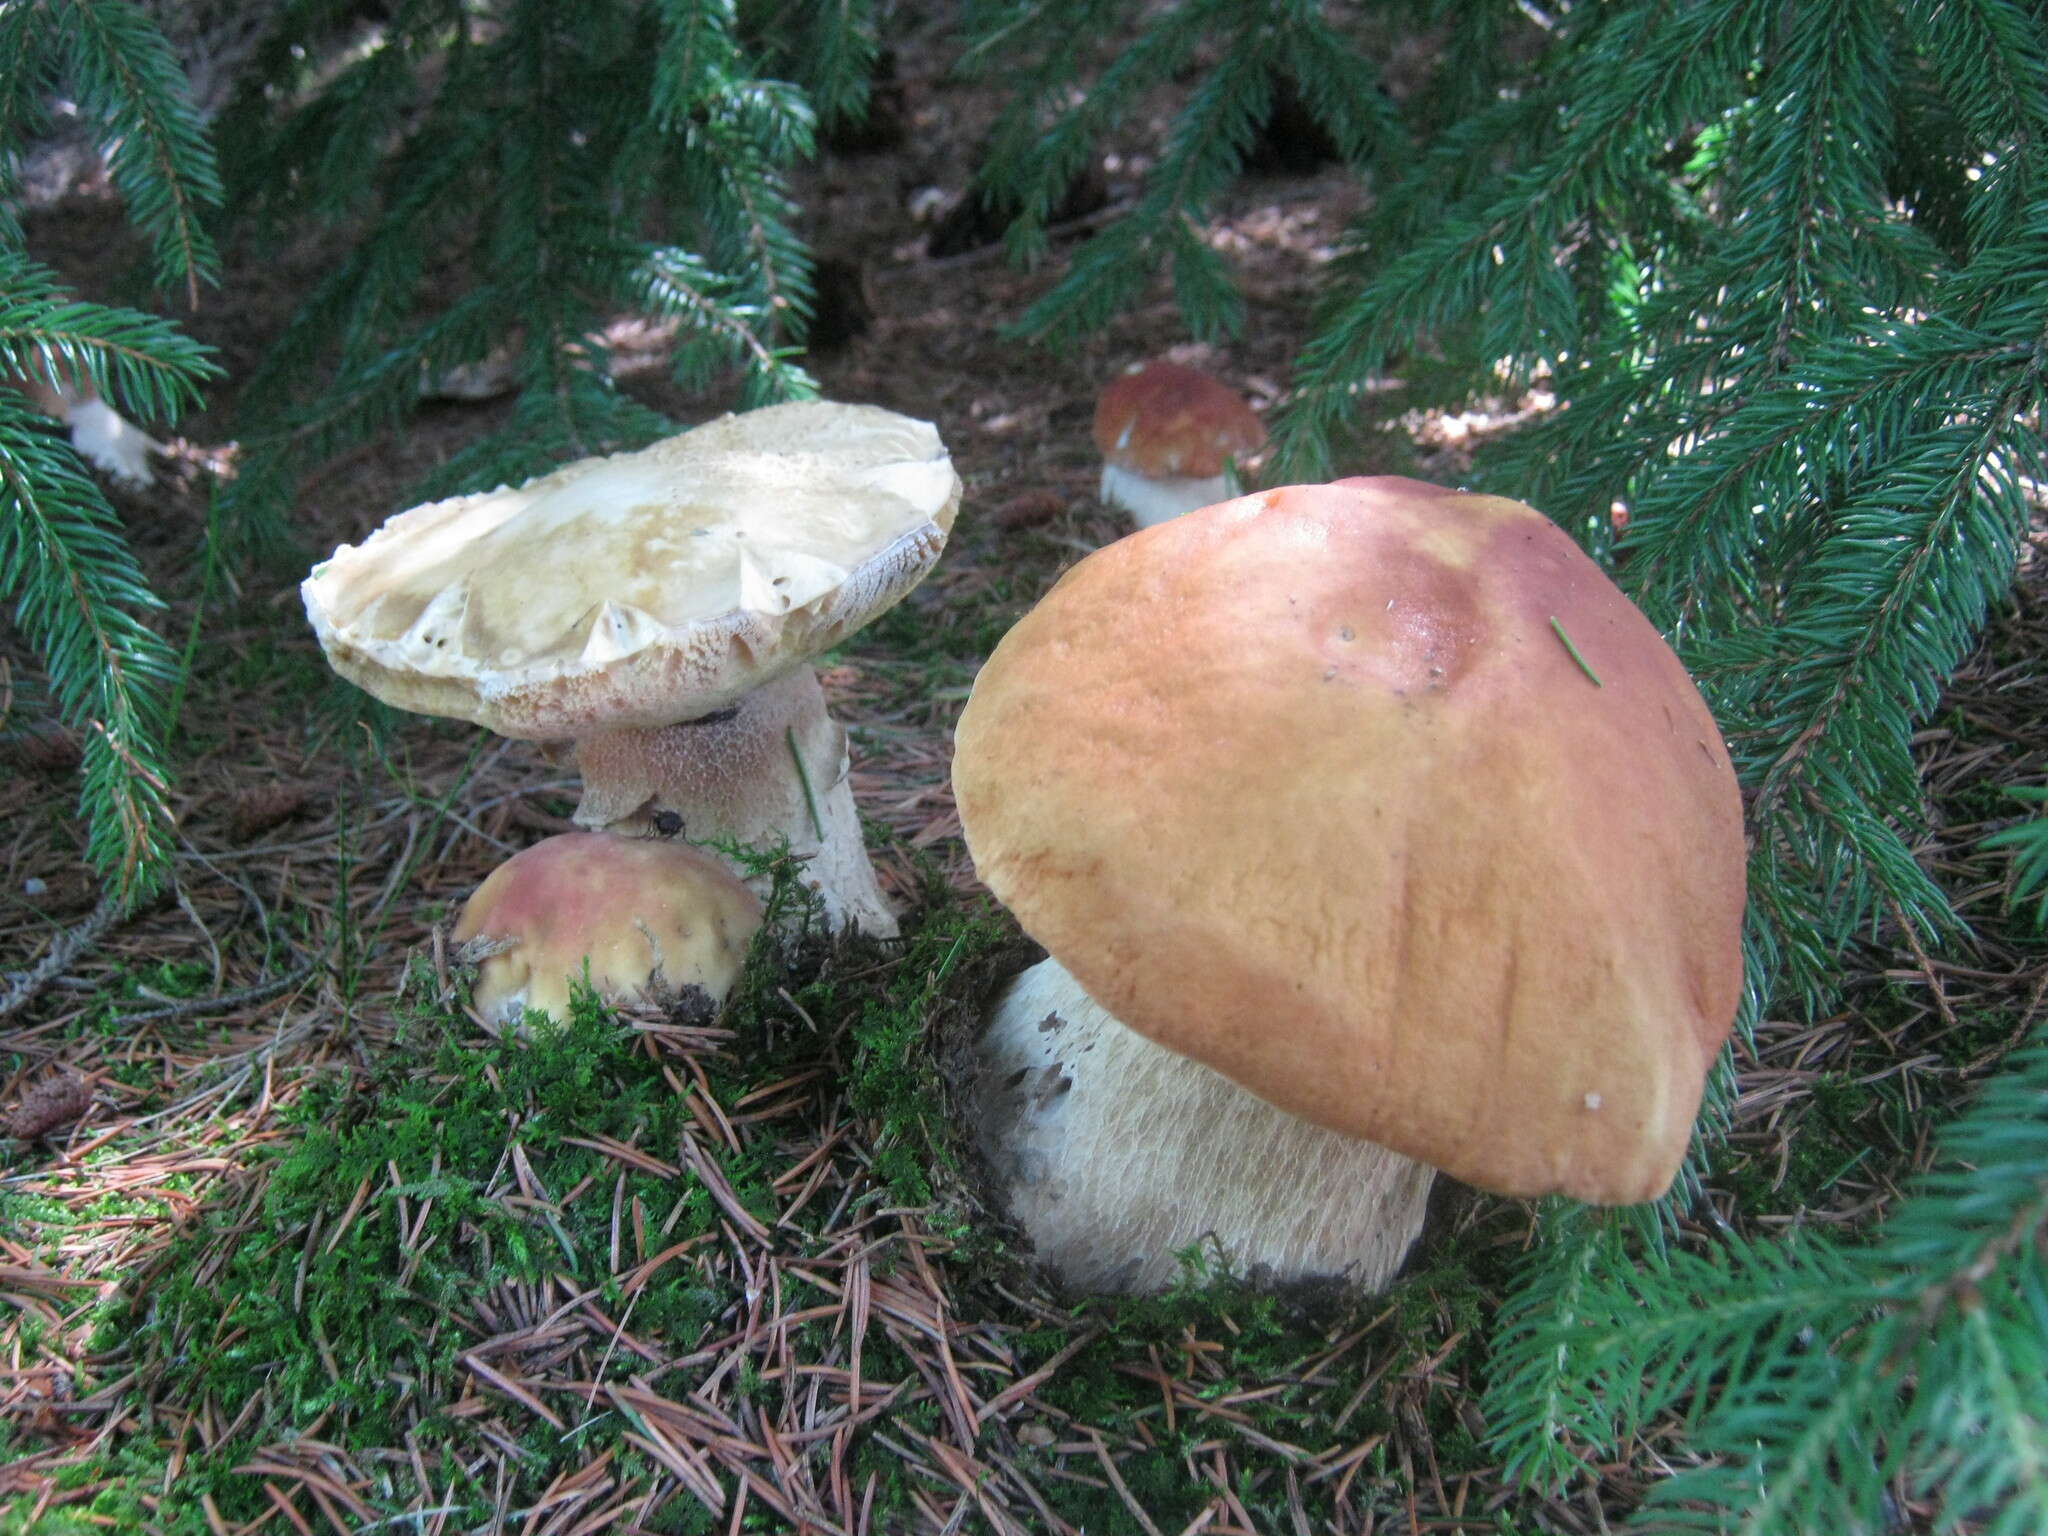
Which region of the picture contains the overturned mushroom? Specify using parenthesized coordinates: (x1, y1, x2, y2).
(304, 401, 962, 932)
(952, 477, 1747, 1293)
(453, 832, 762, 1033)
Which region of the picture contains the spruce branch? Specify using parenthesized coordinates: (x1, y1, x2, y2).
(0, 4, 55, 248)
(959, 0, 1398, 344)
(1275, 0, 1754, 449)
(1904, 0, 2048, 246)
(218, 0, 824, 544)
(0, 1, 219, 914)
(1486, 1024, 2048, 1531)
(0, 406, 179, 905)
(1480, 1212, 1625, 1491)
(741, 0, 878, 131)
(45, 0, 224, 304)
(633, 245, 818, 401)
(1984, 789, 2048, 927)
(0, 252, 217, 423)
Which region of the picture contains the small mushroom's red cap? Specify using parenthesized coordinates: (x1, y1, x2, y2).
(452, 832, 762, 1028)
(1092, 361, 1266, 480)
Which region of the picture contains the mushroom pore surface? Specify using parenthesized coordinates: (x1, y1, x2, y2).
(301, 401, 960, 738)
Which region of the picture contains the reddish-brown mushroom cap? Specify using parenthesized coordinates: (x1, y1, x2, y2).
(451, 832, 763, 1030)
(952, 477, 1747, 1206)
(1092, 361, 1266, 480)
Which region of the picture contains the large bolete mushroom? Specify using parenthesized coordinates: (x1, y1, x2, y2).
(304, 401, 962, 933)
(951, 477, 1747, 1292)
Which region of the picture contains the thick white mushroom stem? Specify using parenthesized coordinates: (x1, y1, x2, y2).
(570, 665, 896, 936)
(1098, 464, 1233, 528)
(976, 958, 1437, 1294)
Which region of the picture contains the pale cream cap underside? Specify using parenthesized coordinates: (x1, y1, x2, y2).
(302, 401, 961, 738)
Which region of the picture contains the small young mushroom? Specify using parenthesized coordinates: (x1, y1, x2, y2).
(452, 832, 762, 1033)
(303, 400, 962, 933)
(1092, 360, 1266, 527)
(951, 477, 1747, 1293)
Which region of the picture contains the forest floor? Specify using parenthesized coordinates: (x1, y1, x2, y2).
(7, 28, 2048, 1536)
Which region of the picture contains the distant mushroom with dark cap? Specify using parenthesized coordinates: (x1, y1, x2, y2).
(951, 477, 1747, 1293)
(1093, 360, 1266, 527)
(304, 400, 962, 934)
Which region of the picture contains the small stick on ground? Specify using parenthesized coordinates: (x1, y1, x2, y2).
(1, 893, 128, 1021)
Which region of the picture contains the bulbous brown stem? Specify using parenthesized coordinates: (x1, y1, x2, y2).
(570, 665, 897, 935)
(975, 958, 1436, 1293)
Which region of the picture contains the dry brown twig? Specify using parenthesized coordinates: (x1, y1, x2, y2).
(1, 893, 128, 1021)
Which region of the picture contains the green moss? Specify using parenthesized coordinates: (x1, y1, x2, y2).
(715, 863, 1029, 1245)
(43, 861, 987, 1525)
(40, 857, 1518, 1532)
(135, 958, 216, 999)
(81, 986, 732, 1517)
(842, 905, 1011, 1210)
(1, 1463, 160, 1536)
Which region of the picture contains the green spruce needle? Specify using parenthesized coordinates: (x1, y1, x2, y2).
(1550, 616, 1603, 687)
(788, 726, 825, 840)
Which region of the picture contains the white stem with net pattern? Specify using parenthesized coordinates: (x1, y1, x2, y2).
(571, 664, 895, 936)
(975, 957, 1436, 1293)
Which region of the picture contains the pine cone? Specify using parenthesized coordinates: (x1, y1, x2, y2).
(226, 781, 313, 843)
(6, 1072, 93, 1142)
